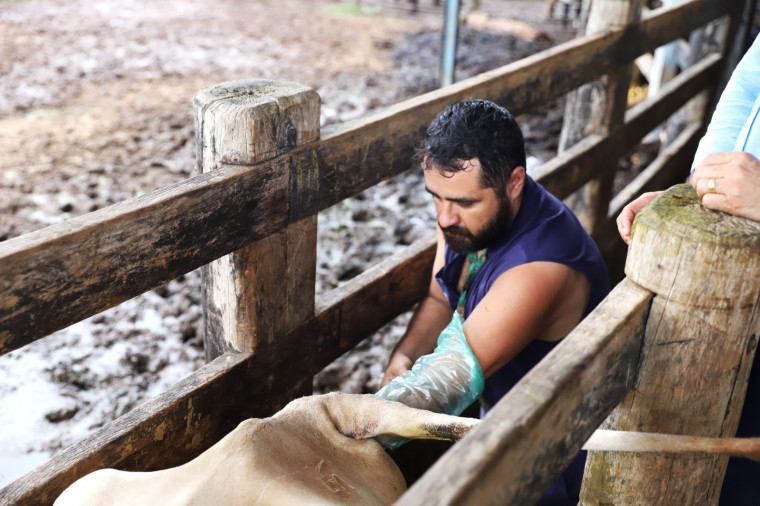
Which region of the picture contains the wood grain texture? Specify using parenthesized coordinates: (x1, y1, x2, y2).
(0, 235, 438, 504)
(318, 233, 437, 352)
(0, 159, 289, 355)
(0, 1, 733, 353)
(581, 185, 760, 505)
(397, 279, 652, 505)
(194, 80, 320, 359)
(0, 352, 253, 505)
(601, 122, 702, 284)
(533, 52, 719, 202)
(559, 0, 642, 237)
(0, 1, 748, 503)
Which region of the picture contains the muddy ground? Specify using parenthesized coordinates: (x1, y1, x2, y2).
(1, 0, 625, 484)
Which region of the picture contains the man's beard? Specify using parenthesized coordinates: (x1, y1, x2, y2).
(441, 197, 514, 255)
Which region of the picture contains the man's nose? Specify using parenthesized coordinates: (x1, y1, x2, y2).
(437, 202, 460, 228)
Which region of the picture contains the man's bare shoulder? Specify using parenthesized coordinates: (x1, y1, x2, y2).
(463, 261, 591, 376)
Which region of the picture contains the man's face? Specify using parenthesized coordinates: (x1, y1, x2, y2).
(423, 158, 515, 255)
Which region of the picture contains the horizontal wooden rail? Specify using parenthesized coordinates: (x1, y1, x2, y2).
(534, 52, 721, 200)
(0, 0, 732, 352)
(0, 234, 436, 504)
(600, 122, 704, 282)
(608, 122, 704, 219)
(0, 160, 290, 354)
(318, 234, 436, 352)
(293, 0, 734, 218)
(397, 279, 653, 505)
(0, 352, 254, 505)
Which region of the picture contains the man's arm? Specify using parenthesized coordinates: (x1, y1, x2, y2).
(462, 261, 590, 378)
(381, 227, 453, 387)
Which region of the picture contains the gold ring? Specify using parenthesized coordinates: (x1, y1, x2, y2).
(708, 178, 716, 194)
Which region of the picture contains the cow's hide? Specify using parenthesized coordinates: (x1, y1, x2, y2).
(54, 393, 479, 506)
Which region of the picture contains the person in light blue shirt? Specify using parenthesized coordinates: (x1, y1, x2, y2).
(617, 32, 760, 506)
(690, 31, 760, 222)
(617, 32, 760, 241)
(693, 32, 760, 162)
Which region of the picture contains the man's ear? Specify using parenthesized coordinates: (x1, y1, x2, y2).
(507, 166, 526, 200)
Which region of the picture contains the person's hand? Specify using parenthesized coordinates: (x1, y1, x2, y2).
(379, 353, 414, 388)
(692, 152, 760, 222)
(616, 191, 663, 245)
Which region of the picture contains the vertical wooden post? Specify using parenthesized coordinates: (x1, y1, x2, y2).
(581, 184, 760, 504)
(558, 0, 643, 237)
(661, 14, 729, 151)
(192, 80, 320, 377)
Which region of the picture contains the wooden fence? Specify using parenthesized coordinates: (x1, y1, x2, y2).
(0, 0, 757, 503)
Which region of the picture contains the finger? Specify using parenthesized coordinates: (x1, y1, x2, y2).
(616, 192, 661, 245)
(694, 152, 760, 179)
(692, 160, 724, 181)
(695, 177, 723, 198)
(701, 193, 730, 214)
(694, 177, 706, 197)
(698, 151, 746, 168)
(616, 208, 634, 245)
(631, 191, 661, 213)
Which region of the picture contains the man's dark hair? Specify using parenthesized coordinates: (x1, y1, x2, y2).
(415, 99, 526, 194)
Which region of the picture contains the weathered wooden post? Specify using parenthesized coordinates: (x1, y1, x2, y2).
(558, 0, 643, 238)
(193, 80, 320, 401)
(581, 184, 760, 504)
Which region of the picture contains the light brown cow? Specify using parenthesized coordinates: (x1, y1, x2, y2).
(54, 393, 479, 506)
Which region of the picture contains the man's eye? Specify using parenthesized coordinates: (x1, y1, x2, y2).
(458, 202, 474, 208)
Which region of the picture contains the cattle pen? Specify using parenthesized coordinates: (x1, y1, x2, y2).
(1, 0, 759, 503)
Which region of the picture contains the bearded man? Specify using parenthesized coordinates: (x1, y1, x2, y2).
(377, 99, 610, 505)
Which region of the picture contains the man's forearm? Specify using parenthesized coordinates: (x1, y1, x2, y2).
(375, 311, 485, 449)
(393, 294, 453, 362)
(381, 294, 453, 388)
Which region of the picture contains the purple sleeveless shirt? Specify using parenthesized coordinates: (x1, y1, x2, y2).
(435, 175, 609, 405)
(434, 175, 609, 504)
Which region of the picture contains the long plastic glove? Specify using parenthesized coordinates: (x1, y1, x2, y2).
(374, 312, 485, 449)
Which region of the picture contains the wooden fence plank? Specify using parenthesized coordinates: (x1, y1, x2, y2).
(558, 0, 643, 237)
(195, 80, 320, 361)
(318, 234, 437, 353)
(0, 0, 733, 352)
(397, 279, 653, 505)
(0, 160, 289, 355)
(582, 184, 760, 504)
(534, 52, 720, 201)
(0, 1, 746, 503)
(0, 316, 339, 505)
(623, 54, 721, 145)
(608, 122, 703, 219)
(601, 121, 703, 284)
(638, 0, 736, 53)
(0, 233, 438, 504)
(289, 0, 734, 218)
(0, 352, 254, 505)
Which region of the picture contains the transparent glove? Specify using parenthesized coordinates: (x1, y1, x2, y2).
(374, 312, 484, 449)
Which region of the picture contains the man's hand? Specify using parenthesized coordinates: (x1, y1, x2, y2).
(380, 353, 414, 388)
(616, 191, 662, 245)
(692, 152, 760, 222)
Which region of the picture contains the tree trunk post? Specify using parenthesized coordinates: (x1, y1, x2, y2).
(558, 0, 643, 237)
(661, 14, 730, 151)
(581, 184, 760, 504)
(192, 80, 321, 372)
